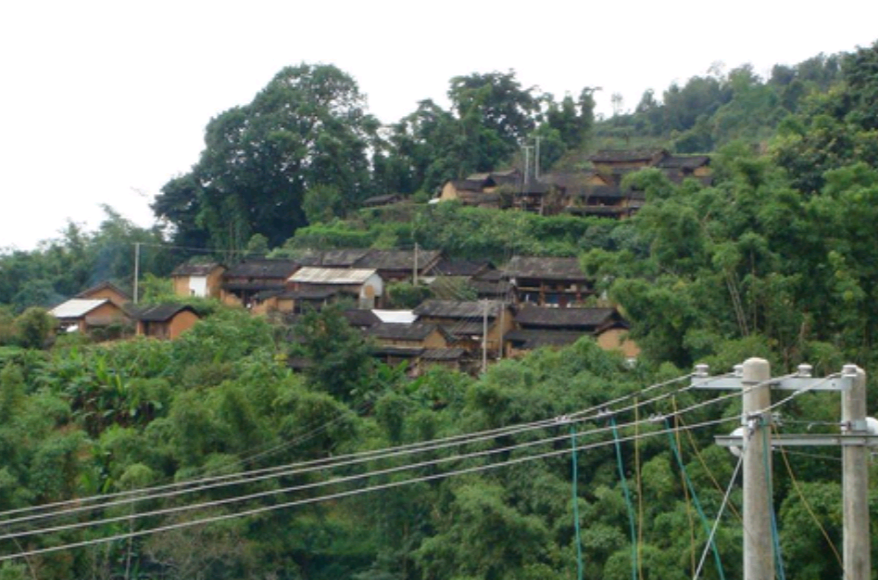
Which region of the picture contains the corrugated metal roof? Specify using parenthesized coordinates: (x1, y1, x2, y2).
(50, 299, 109, 318)
(289, 267, 378, 285)
(373, 309, 417, 324)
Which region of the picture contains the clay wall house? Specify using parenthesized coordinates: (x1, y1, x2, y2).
(505, 305, 639, 359)
(439, 178, 486, 203)
(220, 258, 301, 308)
(366, 322, 450, 368)
(171, 262, 226, 299)
(412, 299, 514, 358)
(437, 169, 521, 205)
(286, 267, 384, 310)
(418, 347, 469, 375)
(49, 298, 130, 334)
(251, 288, 337, 315)
(76, 281, 131, 306)
(131, 304, 200, 340)
(503, 256, 593, 307)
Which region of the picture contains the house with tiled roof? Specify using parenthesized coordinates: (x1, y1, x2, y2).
(413, 299, 514, 358)
(129, 304, 200, 340)
(504, 305, 638, 359)
(503, 256, 593, 307)
(221, 258, 301, 307)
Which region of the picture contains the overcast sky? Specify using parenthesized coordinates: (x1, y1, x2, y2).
(1, 0, 876, 251)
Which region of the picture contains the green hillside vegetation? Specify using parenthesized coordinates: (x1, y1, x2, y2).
(0, 41, 877, 579)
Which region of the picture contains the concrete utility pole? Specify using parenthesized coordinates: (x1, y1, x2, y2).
(133, 242, 141, 304)
(413, 242, 419, 286)
(742, 358, 773, 580)
(534, 136, 541, 181)
(843, 367, 870, 580)
(696, 362, 871, 580)
(481, 299, 489, 374)
(522, 145, 533, 185)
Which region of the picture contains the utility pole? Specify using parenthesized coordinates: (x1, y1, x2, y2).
(843, 367, 870, 580)
(534, 136, 541, 181)
(413, 242, 419, 286)
(695, 362, 871, 580)
(741, 358, 773, 580)
(133, 242, 141, 304)
(522, 145, 533, 185)
(481, 299, 489, 374)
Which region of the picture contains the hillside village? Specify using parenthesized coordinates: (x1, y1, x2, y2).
(45, 147, 693, 375)
(50, 248, 639, 376)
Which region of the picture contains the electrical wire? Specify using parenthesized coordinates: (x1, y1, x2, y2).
(1, 391, 735, 540)
(772, 423, 843, 570)
(692, 450, 744, 580)
(0, 414, 738, 563)
(0, 371, 703, 528)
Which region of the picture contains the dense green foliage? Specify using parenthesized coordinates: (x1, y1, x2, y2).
(2, 40, 878, 580)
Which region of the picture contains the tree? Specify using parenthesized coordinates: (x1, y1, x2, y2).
(153, 64, 380, 251)
(294, 305, 375, 403)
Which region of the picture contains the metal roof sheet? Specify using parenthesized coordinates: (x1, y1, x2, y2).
(50, 299, 109, 318)
(289, 267, 378, 285)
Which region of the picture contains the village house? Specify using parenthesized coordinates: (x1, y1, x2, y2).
(220, 258, 301, 308)
(353, 249, 442, 283)
(285, 267, 384, 310)
(412, 299, 515, 358)
(131, 304, 200, 340)
(366, 322, 449, 368)
(49, 298, 130, 335)
(171, 262, 226, 299)
(503, 256, 593, 307)
(504, 305, 639, 359)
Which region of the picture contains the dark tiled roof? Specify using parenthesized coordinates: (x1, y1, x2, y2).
(504, 256, 588, 282)
(222, 281, 286, 292)
(504, 329, 587, 349)
(130, 304, 197, 323)
(320, 249, 372, 267)
(451, 179, 485, 192)
(515, 306, 622, 330)
(171, 262, 224, 277)
(590, 149, 668, 164)
(342, 309, 382, 329)
(421, 347, 467, 361)
(432, 258, 493, 277)
(362, 194, 403, 206)
(657, 155, 711, 170)
(355, 249, 441, 272)
(470, 279, 512, 297)
(414, 300, 501, 319)
(571, 185, 625, 200)
(371, 345, 424, 357)
(367, 322, 439, 341)
(442, 321, 485, 337)
(224, 258, 300, 279)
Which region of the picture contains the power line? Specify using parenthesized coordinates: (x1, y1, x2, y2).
(0, 374, 701, 530)
(0, 414, 736, 563)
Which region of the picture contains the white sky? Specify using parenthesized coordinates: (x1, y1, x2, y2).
(1, 0, 876, 251)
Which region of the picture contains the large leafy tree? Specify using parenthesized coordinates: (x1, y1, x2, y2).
(153, 64, 380, 252)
